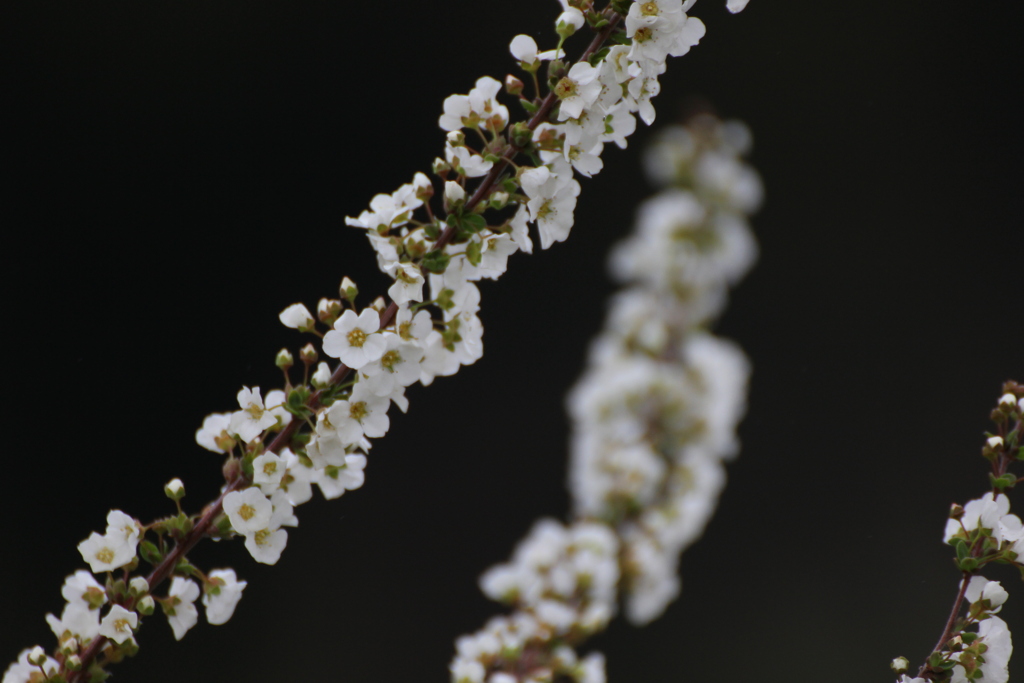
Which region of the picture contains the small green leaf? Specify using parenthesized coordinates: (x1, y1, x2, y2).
(462, 213, 487, 233)
(519, 99, 539, 114)
(421, 250, 451, 274)
(466, 240, 482, 266)
(139, 541, 163, 565)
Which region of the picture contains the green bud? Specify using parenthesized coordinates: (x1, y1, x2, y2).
(65, 654, 82, 671)
(505, 74, 524, 96)
(137, 595, 156, 616)
(275, 348, 294, 371)
(128, 577, 150, 597)
(432, 156, 451, 175)
(890, 657, 909, 674)
(164, 478, 185, 502)
(511, 122, 533, 148)
(299, 343, 318, 364)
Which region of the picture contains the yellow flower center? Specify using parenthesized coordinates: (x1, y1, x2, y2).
(349, 401, 368, 421)
(238, 503, 256, 521)
(347, 328, 367, 347)
(381, 350, 402, 372)
(641, 1, 659, 15)
(555, 77, 577, 100)
(95, 547, 115, 565)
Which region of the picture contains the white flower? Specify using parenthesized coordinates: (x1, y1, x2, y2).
(322, 309, 386, 370)
(46, 601, 101, 641)
(252, 452, 286, 494)
(521, 159, 581, 249)
(281, 449, 315, 506)
(77, 531, 136, 573)
(727, 0, 750, 12)
(195, 412, 233, 453)
(243, 525, 288, 565)
(278, 303, 315, 330)
(229, 386, 278, 442)
(509, 34, 538, 64)
(964, 575, 1009, 611)
(554, 62, 601, 121)
(385, 261, 425, 305)
(224, 488, 273, 535)
(98, 605, 138, 644)
(263, 389, 292, 429)
(445, 141, 493, 178)
(203, 568, 247, 625)
(987, 435, 1005, 449)
(61, 570, 106, 608)
(315, 454, 368, 500)
(3, 649, 59, 683)
(165, 576, 200, 641)
(360, 335, 425, 397)
(444, 180, 466, 208)
(395, 305, 434, 343)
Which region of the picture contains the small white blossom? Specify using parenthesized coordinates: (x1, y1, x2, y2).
(243, 525, 288, 565)
(385, 261, 426, 305)
(322, 309, 386, 370)
(224, 488, 273, 535)
(230, 386, 278, 442)
(165, 576, 200, 641)
(203, 568, 247, 625)
(98, 605, 138, 644)
(509, 34, 539, 65)
(195, 412, 233, 453)
(252, 452, 286, 493)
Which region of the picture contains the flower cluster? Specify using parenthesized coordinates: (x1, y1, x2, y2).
(893, 384, 1023, 683)
(450, 113, 760, 682)
(5, 2, 751, 681)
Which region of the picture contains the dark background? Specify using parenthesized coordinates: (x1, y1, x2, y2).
(2, 1, 1022, 681)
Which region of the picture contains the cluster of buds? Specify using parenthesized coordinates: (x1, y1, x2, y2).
(3, 2, 752, 682)
(450, 113, 760, 681)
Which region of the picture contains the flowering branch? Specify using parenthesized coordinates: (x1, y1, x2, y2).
(892, 383, 1023, 683)
(4, 2, 755, 682)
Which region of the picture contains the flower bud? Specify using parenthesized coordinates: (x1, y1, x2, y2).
(137, 595, 156, 616)
(446, 130, 466, 147)
(129, 577, 150, 596)
(370, 296, 387, 313)
(556, 8, 585, 38)
(164, 478, 185, 501)
(505, 75, 524, 96)
(949, 503, 964, 520)
(28, 647, 47, 666)
(61, 637, 80, 656)
(317, 298, 343, 325)
(999, 393, 1016, 408)
(300, 343, 318, 364)
(444, 180, 466, 211)
(66, 654, 82, 671)
(433, 156, 451, 175)
(311, 362, 331, 388)
(278, 303, 315, 331)
(489, 191, 510, 210)
(890, 657, 909, 674)
(340, 276, 359, 303)
(272, 349, 294, 374)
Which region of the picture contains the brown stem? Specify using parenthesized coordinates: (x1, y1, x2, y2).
(917, 572, 971, 679)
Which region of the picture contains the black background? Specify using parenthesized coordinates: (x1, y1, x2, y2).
(2, 1, 1022, 681)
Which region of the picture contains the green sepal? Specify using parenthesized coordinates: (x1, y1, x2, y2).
(519, 99, 539, 115)
(502, 178, 519, 194)
(962, 632, 980, 644)
(957, 557, 979, 572)
(990, 473, 1017, 491)
(422, 250, 451, 273)
(483, 153, 501, 163)
(175, 559, 197, 576)
(608, 31, 631, 46)
(436, 288, 456, 311)
(139, 540, 163, 565)
(953, 538, 969, 562)
(466, 240, 483, 266)
(285, 387, 313, 418)
(424, 221, 442, 240)
(589, 46, 610, 66)
(87, 664, 111, 683)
